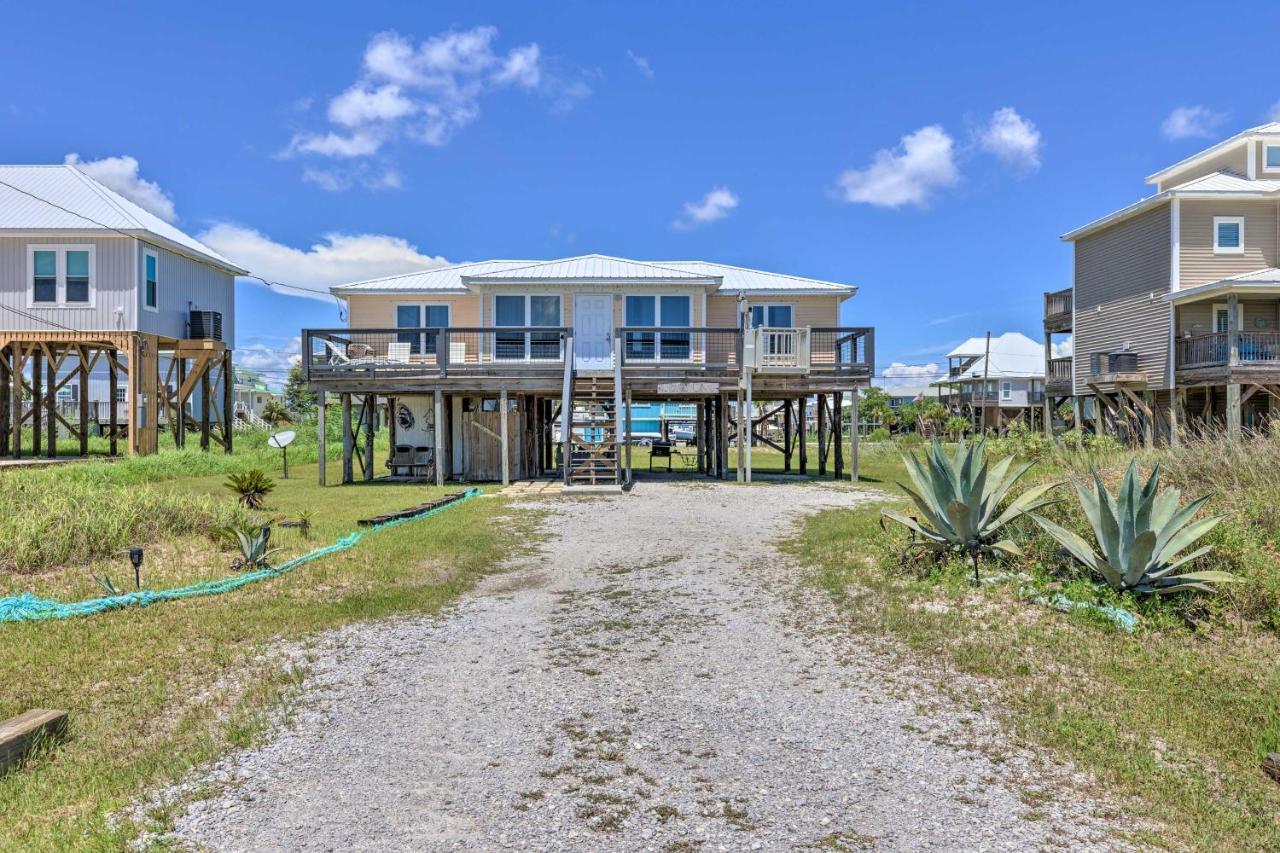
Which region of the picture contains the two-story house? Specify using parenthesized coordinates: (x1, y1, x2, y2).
(1059, 122, 1280, 443)
(932, 332, 1046, 432)
(303, 254, 874, 489)
(0, 164, 245, 457)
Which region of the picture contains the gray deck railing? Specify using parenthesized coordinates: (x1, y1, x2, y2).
(1090, 351, 1140, 375)
(303, 327, 570, 379)
(1046, 356, 1073, 383)
(809, 327, 874, 376)
(616, 327, 741, 373)
(1175, 331, 1280, 368)
(1044, 288, 1072, 320)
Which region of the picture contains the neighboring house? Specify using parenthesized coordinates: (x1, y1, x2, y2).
(0, 164, 246, 457)
(625, 401, 696, 440)
(233, 369, 284, 423)
(1060, 122, 1280, 442)
(932, 332, 1046, 431)
(305, 254, 875, 487)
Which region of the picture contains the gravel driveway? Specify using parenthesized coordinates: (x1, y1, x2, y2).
(167, 481, 1123, 851)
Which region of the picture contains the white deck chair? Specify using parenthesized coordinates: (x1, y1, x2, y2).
(387, 341, 412, 363)
(322, 339, 351, 365)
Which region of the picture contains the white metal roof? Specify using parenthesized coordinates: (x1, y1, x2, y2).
(1165, 267, 1280, 303)
(332, 253, 856, 296)
(0, 164, 246, 274)
(464, 255, 716, 284)
(935, 332, 1045, 383)
(1167, 170, 1280, 193)
(1145, 122, 1280, 185)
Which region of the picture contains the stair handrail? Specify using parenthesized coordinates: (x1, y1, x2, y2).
(560, 335, 575, 485)
(613, 335, 624, 484)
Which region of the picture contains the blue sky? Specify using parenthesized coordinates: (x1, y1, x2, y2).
(3, 1, 1276, 387)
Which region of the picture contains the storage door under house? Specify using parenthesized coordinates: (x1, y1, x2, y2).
(459, 396, 528, 481)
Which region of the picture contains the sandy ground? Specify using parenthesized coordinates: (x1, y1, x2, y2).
(163, 480, 1126, 851)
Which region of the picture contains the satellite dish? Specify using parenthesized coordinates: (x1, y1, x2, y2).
(268, 430, 297, 478)
(268, 430, 296, 449)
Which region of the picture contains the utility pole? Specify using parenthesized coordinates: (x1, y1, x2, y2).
(979, 331, 992, 435)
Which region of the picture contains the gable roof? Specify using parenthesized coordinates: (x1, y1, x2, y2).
(936, 332, 1044, 383)
(463, 255, 716, 284)
(1145, 121, 1280, 186)
(331, 253, 856, 296)
(0, 164, 246, 274)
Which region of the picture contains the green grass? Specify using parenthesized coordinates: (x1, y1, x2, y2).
(0, 459, 535, 850)
(785, 441, 1280, 850)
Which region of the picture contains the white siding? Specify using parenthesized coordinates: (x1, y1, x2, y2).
(0, 234, 135, 331)
(136, 240, 236, 345)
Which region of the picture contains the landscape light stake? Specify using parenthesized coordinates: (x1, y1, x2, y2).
(129, 546, 144, 590)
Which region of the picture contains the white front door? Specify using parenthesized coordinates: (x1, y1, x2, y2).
(574, 293, 613, 370)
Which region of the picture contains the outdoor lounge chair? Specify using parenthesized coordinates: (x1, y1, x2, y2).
(387, 444, 434, 479)
(387, 341, 412, 363)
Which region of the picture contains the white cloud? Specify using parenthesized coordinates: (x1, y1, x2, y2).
(881, 362, 943, 390)
(1268, 101, 1280, 123)
(1052, 335, 1073, 358)
(286, 27, 589, 165)
(302, 166, 402, 192)
(979, 107, 1041, 172)
(1161, 105, 1225, 140)
(836, 125, 958, 208)
(927, 311, 969, 327)
(672, 186, 739, 230)
(627, 50, 654, 79)
(197, 224, 449, 301)
(235, 337, 302, 381)
(63, 154, 177, 222)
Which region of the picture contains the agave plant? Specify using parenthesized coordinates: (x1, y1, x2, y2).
(224, 469, 275, 509)
(881, 440, 1062, 581)
(226, 521, 283, 572)
(1030, 460, 1238, 596)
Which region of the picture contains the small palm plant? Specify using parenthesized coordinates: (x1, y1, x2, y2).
(224, 469, 275, 509)
(881, 440, 1062, 581)
(1030, 460, 1239, 596)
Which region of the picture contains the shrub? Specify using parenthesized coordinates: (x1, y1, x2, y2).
(261, 400, 290, 427)
(225, 521, 282, 571)
(1031, 460, 1238, 597)
(224, 469, 275, 509)
(867, 427, 891, 442)
(880, 439, 1061, 581)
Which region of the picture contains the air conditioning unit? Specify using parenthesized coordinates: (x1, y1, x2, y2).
(189, 310, 223, 341)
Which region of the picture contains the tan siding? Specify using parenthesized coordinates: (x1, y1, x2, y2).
(705, 293, 842, 327)
(1177, 298, 1280, 335)
(346, 293, 481, 327)
(1157, 144, 1248, 190)
(1074, 203, 1171, 390)
(1178, 199, 1278, 286)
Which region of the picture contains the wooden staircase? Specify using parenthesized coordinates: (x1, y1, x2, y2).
(567, 374, 620, 487)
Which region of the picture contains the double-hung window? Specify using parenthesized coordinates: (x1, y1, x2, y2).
(143, 251, 158, 310)
(396, 304, 449, 356)
(494, 294, 561, 361)
(29, 245, 94, 306)
(1214, 216, 1244, 254)
(1000, 381, 1013, 401)
(624, 294, 692, 361)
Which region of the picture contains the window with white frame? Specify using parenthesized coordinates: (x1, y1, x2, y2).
(749, 303, 794, 328)
(143, 250, 159, 310)
(1000, 380, 1013, 401)
(625, 294, 692, 360)
(29, 245, 94, 306)
(493, 294, 561, 360)
(1214, 216, 1244, 254)
(1265, 144, 1280, 173)
(395, 303, 449, 355)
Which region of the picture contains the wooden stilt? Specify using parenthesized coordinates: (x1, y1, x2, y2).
(625, 388, 633, 484)
(108, 351, 119, 457)
(0, 347, 8, 457)
(45, 349, 56, 459)
(175, 356, 187, 449)
(798, 395, 808, 475)
(341, 392, 353, 484)
(363, 395, 375, 481)
(833, 390, 844, 480)
(717, 393, 729, 480)
(744, 371, 753, 484)
(221, 350, 234, 454)
(1170, 388, 1183, 447)
(735, 386, 745, 482)
(78, 347, 89, 456)
(1227, 383, 1242, 439)
(10, 344, 23, 458)
(317, 391, 327, 485)
(783, 398, 793, 473)
(200, 366, 211, 450)
(31, 348, 42, 456)
(499, 388, 510, 486)
(433, 389, 444, 486)
(817, 394, 827, 476)
(849, 391, 859, 482)
(695, 400, 705, 474)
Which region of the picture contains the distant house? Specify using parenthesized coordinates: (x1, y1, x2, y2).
(0, 164, 246, 457)
(232, 369, 283, 423)
(932, 332, 1046, 431)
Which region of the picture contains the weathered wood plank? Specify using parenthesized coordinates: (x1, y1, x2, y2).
(0, 709, 68, 774)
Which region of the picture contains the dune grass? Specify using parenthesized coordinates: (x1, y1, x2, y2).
(786, 437, 1280, 850)
(0, 461, 535, 850)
